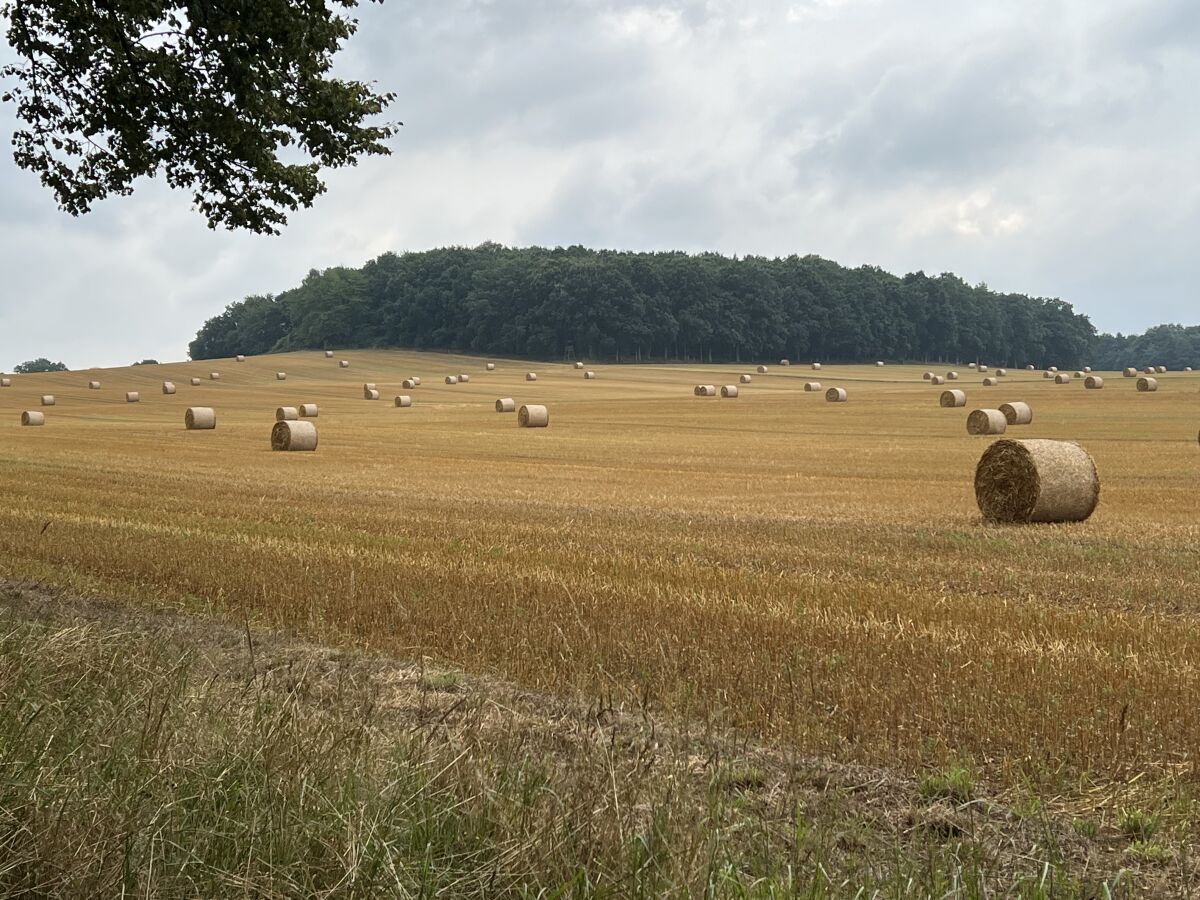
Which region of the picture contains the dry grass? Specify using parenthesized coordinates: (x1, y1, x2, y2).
(1, 351, 1200, 876)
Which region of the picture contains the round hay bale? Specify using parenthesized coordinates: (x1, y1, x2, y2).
(930, 375, 946, 386)
(1072, 371, 1084, 379)
(1083, 366, 1092, 374)
(1143, 367, 1156, 375)
(946, 371, 959, 380)
(276, 406, 299, 421)
(940, 389, 967, 408)
(1186, 367, 1194, 372)
(325, 350, 334, 358)
(1137, 376, 1158, 392)
(575, 362, 585, 369)
(983, 377, 997, 386)
(922, 372, 934, 380)
(780, 359, 790, 366)
(271, 419, 317, 451)
(757, 365, 768, 374)
(1085, 376, 1104, 390)
(1026, 365, 1035, 370)
(21, 411, 44, 426)
(999, 401, 1033, 425)
(190, 377, 202, 386)
(162, 381, 176, 395)
(88, 380, 100, 390)
(804, 381, 822, 392)
(276, 372, 287, 381)
(825, 387, 847, 403)
(1048, 367, 1059, 373)
(996, 368, 1007, 376)
(968, 363, 978, 370)
(1055, 374, 1071, 384)
(978, 365, 989, 373)
(811, 363, 821, 371)
(967, 409, 1007, 435)
(412, 377, 421, 386)
(364, 389, 380, 400)
(41, 395, 55, 406)
(459, 374, 471, 383)
(974, 439, 1099, 523)
(299, 404, 318, 417)
(526, 373, 538, 381)
(394, 395, 412, 407)
(340, 360, 350, 368)
(720, 384, 739, 398)
(495, 397, 516, 413)
(402, 379, 416, 389)
(0, 378, 11, 387)
(184, 407, 216, 430)
(126, 392, 140, 403)
(362, 383, 376, 392)
(1123, 368, 1137, 377)
(584, 371, 596, 379)
(1156, 366, 1167, 374)
(518, 404, 549, 428)
(486, 363, 495, 371)
(694, 384, 717, 397)
(740, 374, 752, 384)
(444, 376, 458, 385)
(1042, 371, 1053, 379)
(876, 361, 884, 367)
(209, 372, 220, 380)
(237, 355, 246, 362)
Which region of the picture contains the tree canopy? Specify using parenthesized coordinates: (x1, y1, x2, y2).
(0, 0, 396, 233)
(189, 244, 1099, 367)
(13, 358, 68, 373)
(1091, 324, 1200, 371)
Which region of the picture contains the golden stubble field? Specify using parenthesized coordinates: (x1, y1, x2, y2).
(1, 352, 1198, 798)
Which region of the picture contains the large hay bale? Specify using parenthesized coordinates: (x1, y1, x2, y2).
(162, 381, 176, 395)
(757, 365, 768, 374)
(526, 372, 538, 381)
(518, 404, 549, 427)
(940, 389, 967, 408)
(1085, 376, 1104, 390)
(394, 395, 412, 407)
(1123, 368, 1137, 377)
(694, 384, 717, 397)
(299, 404, 318, 417)
(362, 383, 376, 392)
(237, 355, 246, 362)
(340, 360, 350, 368)
(922, 372, 934, 380)
(0, 378, 10, 387)
(88, 380, 100, 390)
(126, 392, 140, 403)
(1026, 365, 1035, 370)
(996, 368, 1007, 377)
(1083, 366, 1092, 374)
(190, 377, 202, 386)
(999, 401, 1033, 425)
(486, 363, 495, 371)
(930, 375, 946, 386)
(1137, 377, 1158, 392)
(325, 350, 334, 358)
(967, 409, 1007, 435)
(584, 371, 596, 379)
(780, 359, 790, 366)
(720, 385, 739, 398)
(1072, 370, 1084, 379)
(825, 387, 847, 403)
(968, 363, 977, 370)
(575, 362, 585, 369)
(983, 377, 997, 386)
(1055, 373, 1071, 384)
(974, 439, 1099, 523)
(740, 374, 752, 384)
(1156, 366, 1167, 374)
(804, 381, 822, 392)
(185, 407, 216, 430)
(41, 395, 55, 406)
(1186, 367, 1194, 372)
(1048, 367, 1058, 373)
(271, 419, 317, 451)
(1042, 371, 1053, 379)
(21, 411, 44, 426)
(978, 365, 989, 373)
(947, 371, 960, 381)
(495, 397, 516, 413)
(276, 372, 287, 381)
(1143, 366, 1156, 375)
(811, 363, 821, 370)
(276, 406, 299, 421)
(412, 377, 421, 385)
(459, 374, 471, 383)
(364, 389, 380, 400)
(876, 361, 884, 367)
(444, 376, 458, 385)
(209, 372, 220, 380)
(402, 378, 416, 389)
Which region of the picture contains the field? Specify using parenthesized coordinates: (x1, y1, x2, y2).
(2, 351, 1199, 893)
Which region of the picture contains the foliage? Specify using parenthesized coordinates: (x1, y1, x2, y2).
(132, 359, 159, 366)
(1092, 324, 1200, 371)
(188, 245, 1098, 364)
(0, 0, 396, 234)
(13, 357, 67, 373)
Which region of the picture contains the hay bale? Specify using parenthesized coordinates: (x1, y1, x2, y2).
(825, 387, 847, 403)
(184, 407, 216, 430)
(21, 411, 44, 426)
(967, 409, 1007, 435)
(1026, 364, 1035, 370)
(694, 384, 717, 397)
(876, 361, 884, 367)
(412, 377, 421, 386)
(444, 376, 458, 385)
(983, 377, 997, 386)
(459, 374, 471, 383)
(1042, 371, 1053, 379)
(126, 392, 140, 403)
(299, 404, 318, 417)
(237, 355, 246, 362)
(402, 379, 416, 389)
(495, 398, 516, 413)
(339, 360, 350, 368)
(518, 404, 549, 428)
(1048, 367, 1058, 373)
(923, 372, 934, 380)
(780, 359, 790, 366)
(931, 376, 946, 385)
(1143, 366, 1156, 375)
(968, 363, 978, 370)
(190, 377, 202, 386)
(394, 395, 412, 407)
(740, 374, 752, 384)
(584, 371, 596, 379)
(364, 389, 380, 400)
(486, 363, 495, 371)
(1186, 367, 1194, 372)
(978, 365, 989, 373)
(1055, 374, 1071, 384)
(162, 381, 176, 395)
(209, 372, 220, 380)
(276, 372, 287, 381)
(1083, 366, 1092, 374)
(1157, 366, 1167, 374)
(974, 439, 1099, 523)
(804, 381, 822, 392)
(1085, 376, 1104, 390)
(41, 395, 55, 406)
(946, 371, 959, 380)
(0, 378, 10, 388)
(1137, 376, 1158, 392)
(575, 362, 585, 369)
(811, 363, 822, 370)
(999, 401, 1033, 425)
(88, 380, 100, 390)
(526, 373, 538, 381)
(1123, 368, 1137, 377)
(1072, 371, 1084, 379)
(940, 389, 966, 408)
(362, 383, 376, 392)
(720, 385, 739, 398)
(757, 365, 768, 374)
(996, 368, 1007, 376)
(271, 419, 317, 451)
(325, 350, 334, 358)
(276, 406, 299, 421)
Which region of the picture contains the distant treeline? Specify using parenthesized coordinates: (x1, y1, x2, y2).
(1091, 324, 1200, 371)
(189, 244, 1102, 366)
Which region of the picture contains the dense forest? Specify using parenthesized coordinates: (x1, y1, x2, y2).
(190, 245, 1105, 367)
(1091, 324, 1200, 371)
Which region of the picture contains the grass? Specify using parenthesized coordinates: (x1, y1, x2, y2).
(0, 350, 1198, 888)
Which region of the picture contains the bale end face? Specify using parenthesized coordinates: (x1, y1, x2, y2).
(975, 439, 1099, 523)
(967, 409, 1007, 435)
(271, 419, 317, 451)
(184, 407, 216, 430)
(518, 404, 549, 428)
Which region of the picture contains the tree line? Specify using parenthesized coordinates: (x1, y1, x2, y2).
(1091, 324, 1200, 371)
(190, 244, 1104, 366)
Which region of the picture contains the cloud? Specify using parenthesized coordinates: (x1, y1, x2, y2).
(1, 0, 1198, 368)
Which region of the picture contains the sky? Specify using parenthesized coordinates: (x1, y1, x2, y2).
(1, 0, 1198, 369)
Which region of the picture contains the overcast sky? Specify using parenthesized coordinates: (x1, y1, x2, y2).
(1, 0, 1197, 369)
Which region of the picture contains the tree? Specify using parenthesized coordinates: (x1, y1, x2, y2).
(14, 358, 68, 373)
(133, 359, 160, 365)
(1, 0, 397, 234)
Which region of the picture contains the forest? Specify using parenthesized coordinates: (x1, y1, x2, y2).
(190, 244, 1109, 367)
